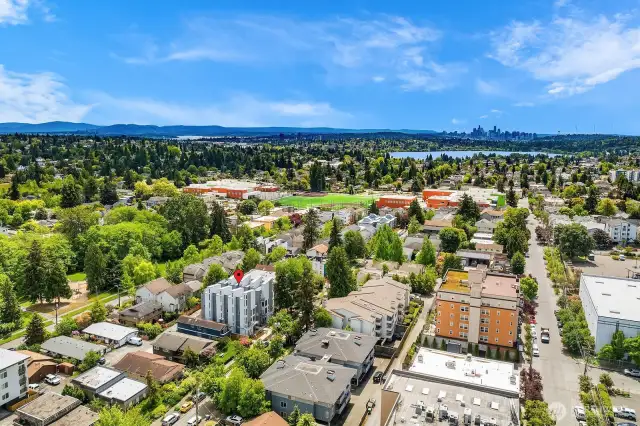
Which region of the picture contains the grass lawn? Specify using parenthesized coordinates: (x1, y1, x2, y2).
(66, 272, 87, 282)
(279, 193, 375, 209)
(496, 194, 506, 208)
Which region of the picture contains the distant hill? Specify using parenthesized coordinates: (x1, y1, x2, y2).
(0, 122, 438, 137)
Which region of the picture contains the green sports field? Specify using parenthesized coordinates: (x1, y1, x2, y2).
(279, 193, 376, 208)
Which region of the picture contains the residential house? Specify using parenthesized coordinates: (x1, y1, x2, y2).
(475, 219, 498, 235)
(475, 243, 504, 254)
(0, 348, 29, 406)
(146, 197, 169, 208)
(184, 280, 203, 295)
(456, 250, 493, 268)
(294, 328, 376, 385)
(177, 315, 230, 339)
(153, 331, 217, 364)
(324, 277, 409, 342)
(403, 236, 424, 260)
(480, 209, 505, 222)
(41, 337, 107, 361)
(604, 218, 639, 244)
(157, 283, 193, 313)
(71, 367, 126, 398)
(98, 378, 148, 409)
(261, 355, 354, 423)
(118, 301, 163, 327)
(306, 243, 328, 276)
(17, 351, 57, 384)
(201, 269, 275, 336)
(82, 323, 138, 348)
(182, 251, 246, 282)
(422, 219, 453, 235)
(341, 224, 376, 242)
(243, 412, 289, 426)
(358, 214, 396, 229)
(113, 351, 184, 384)
(16, 392, 98, 426)
(135, 278, 172, 305)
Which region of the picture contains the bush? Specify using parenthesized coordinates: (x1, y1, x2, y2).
(150, 404, 167, 419)
(597, 384, 614, 423)
(138, 322, 163, 339)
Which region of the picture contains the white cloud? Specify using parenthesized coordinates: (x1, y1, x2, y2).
(0, 64, 92, 123)
(554, 0, 570, 8)
(90, 92, 352, 127)
(475, 78, 501, 95)
(513, 101, 535, 107)
(490, 13, 640, 97)
(451, 118, 466, 125)
(479, 115, 489, 119)
(0, 0, 29, 24)
(115, 14, 464, 92)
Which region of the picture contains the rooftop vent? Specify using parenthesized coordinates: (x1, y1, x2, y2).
(354, 341, 361, 346)
(354, 335, 361, 340)
(329, 331, 336, 336)
(321, 339, 329, 347)
(327, 370, 336, 381)
(602, 293, 611, 296)
(610, 310, 621, 314)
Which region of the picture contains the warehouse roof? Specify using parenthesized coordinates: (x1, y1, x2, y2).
(581, 274, 640, 322)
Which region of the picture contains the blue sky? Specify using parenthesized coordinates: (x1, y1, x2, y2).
(2, 0, 640, 134)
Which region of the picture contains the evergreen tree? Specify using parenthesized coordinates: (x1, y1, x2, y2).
(42, 259, 72, 304)
(368, 199, 379, 215)
(85, 243, 106, 294)
(9, 174, 20, 200)
(302, 209, 320, 250)
(415, 238, 436, 267)
(328, 217, 342, 252)
(511, 252, 526, 274)
(90, 301, 108, 323)
(585, 187, 599, 214)
(506, 188, 518, 208)
(105, 252, 123, 293)
(23, 241, 46, 303)
(60, 176, 83, 208)
(0, 274, 21, 327)
(100, 178, 119, 205)
(210, 201, 232, 243)
(344, 230, 366, 260)
(24, 314, 46, 346)
(288, 407, 301, 426)
(457, 194, 480, 222)
(327, 247, 356, 298)
(407, 199, 425, 224)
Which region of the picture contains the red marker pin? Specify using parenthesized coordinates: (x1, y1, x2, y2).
(233, 269, 244, 284)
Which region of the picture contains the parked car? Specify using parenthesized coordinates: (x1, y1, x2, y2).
(180, 402, 194, 413)
(162, 413, 180, 426)
(192, 392, 206, 403)
(624, 369, 640, 378)
(44, 374, 61, 385)
(366, 398, 376, 415)
(574, 406, 586, 421)
(28, 383, 40, 391)
(616, 423, 638, 426)
(187, 416, 203, 426)
(373, 371, 383, 384)
(128, 336, 143, 346)
(614, 407, 637, 421)
(532, 344, 540, 357)
(98, 357, 107, 365)
(225, 415, 244, 426)
(620, 254, 626, 261)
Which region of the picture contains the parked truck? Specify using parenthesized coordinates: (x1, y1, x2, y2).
(540, 327, 550, 343)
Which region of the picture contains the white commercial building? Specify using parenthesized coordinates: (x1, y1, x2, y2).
(0, 348, 29, 406)
(201, 269, 275, 336)
(580, 274, 640, 351)
(82, 322, 139, 348)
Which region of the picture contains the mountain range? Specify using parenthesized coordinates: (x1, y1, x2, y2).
(0, 122, 438, 137)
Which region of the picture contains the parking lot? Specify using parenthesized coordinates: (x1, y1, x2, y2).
(572, 254, 640, 279)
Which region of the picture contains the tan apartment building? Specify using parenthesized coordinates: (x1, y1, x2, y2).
(436, 269, 519, 350)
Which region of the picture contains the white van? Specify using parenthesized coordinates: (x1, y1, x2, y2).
(128, 336, 143, 346)
(187, 416, 202, 426)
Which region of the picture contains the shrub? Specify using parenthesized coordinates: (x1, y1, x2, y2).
(150, 404, 167, 419)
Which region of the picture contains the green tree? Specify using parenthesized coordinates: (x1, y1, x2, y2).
(210, 201, 232, 243)
(238, 199, 257, 215)
(344, 230, 366, 260)
(85, 243, 106, 294)
(163, 194, 211, 247)
(257, 200, 274, 216)
(203, 263, 228, 286)
(265, 246, 287, 264)
(268, 334, 285, 361)
(22, 240, 46, 303)
(132, 261, 157, 286)
(407, 199, 425, 224)
(165, 259, 185, 284)
(314, 307, 333, 327)
(268, 309, 301, 345)
(611, 330, 626, 360)
(237, 377, 269, 418)
(288, 406, 301, 426)
(90, 300, 108, 323)
(237, 346, 271, 378)
(596, 198, 617, 217)
(79, 351, 102, 372)
(24, 313, 46, 346)
(95, 406, 148, 426)
(408, 217, 422, 235)
(522, 400, 556, 426)
(42, 258, 72, 304)
(9, 174, 20, 200)
(554, 223, 595, 259)
(0, 274, 21, 328)
(302, 209, 320, 250)
(585, 187, 599, 214)
(328, 217, 343, 252)
(456, 193, 480, 222)
(297, 413, 316, 426)
(441, 254, 462, 277)
(57, 205, 99, 241)
(218, 368, 244, 414)
(415, 238, 436, 267)
(439, 227, 465, 253)
(519, 277, 538, 301)
(183, 346, 200, 368)
(511, 252, 526, 274)
(369, 199, 379, 215)
(494, 208, 531, 257)
(369, 225, 405, 262)
(242, 248, 262, 271)
(55, 316, 78, 336)
(327, 247, 356, 298)
(506, 188, 518, 208)
(105, 252, 123, 294)
(60, 176, 83, 208)
(100, 179, 119, 206)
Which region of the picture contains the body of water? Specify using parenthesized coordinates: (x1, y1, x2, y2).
(390, 150, 559, 159)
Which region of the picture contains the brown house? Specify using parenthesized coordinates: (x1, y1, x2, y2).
(153, 331, 216, 364)
(118, 301, 163, 327)
(112, 351, 184, 383)
(17, 350, 57, 383)
(244, 412, 289, 426)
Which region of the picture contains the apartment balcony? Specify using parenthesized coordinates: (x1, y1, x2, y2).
(375, 316, 382, 324)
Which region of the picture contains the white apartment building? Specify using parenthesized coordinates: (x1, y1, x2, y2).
(610, 169, 640, 183)
(604, 219, 639, 244)
(323, 277, 409, 343)
(0, 348, 29, 406)
(201, 269, 275, 336)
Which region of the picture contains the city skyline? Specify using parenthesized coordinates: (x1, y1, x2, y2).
(2, 0, 640, 134)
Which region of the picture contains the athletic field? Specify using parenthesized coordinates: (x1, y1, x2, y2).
(279, 193, 376, 209)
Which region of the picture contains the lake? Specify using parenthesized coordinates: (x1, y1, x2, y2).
(390, 150, 559, 159)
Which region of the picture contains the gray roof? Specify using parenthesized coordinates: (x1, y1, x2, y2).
(49, 406, 99, 426)
(83, 322, 137, 341)
(98, 377, 147, 403)
(0, 348, 29, 369)
(17, 392, 81, 423)
(154, 331, 214, 353)
(119, 301, 162, 318)
(294, 328, 377, 365)
(261, 355, 355, 404)
(41, 336, 106, 360)
(456, 250, 492, 261)
(581, 274, 640, 322)
(72, 366, 124, 390)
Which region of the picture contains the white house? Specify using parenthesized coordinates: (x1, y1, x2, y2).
(201, 269, 275, 336)
(0, 349, 29, 407)
(135, 278, 172, 305)
(157, 283, 193, 313)
(83, 323, 138, 348)
(580, 274, 640, 352)
(604, 219, 639, 244)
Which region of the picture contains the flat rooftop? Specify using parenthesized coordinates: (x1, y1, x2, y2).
(441, 270, 470, 293)
(482, 274, 518, 298)
(409, 349, 519, 395)
(17, 392, 81, 421)
(581, 274, 640, 322)
(367, 370, 519, 426)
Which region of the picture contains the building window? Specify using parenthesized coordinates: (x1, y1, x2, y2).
(508, 340, 513, 345)
(1, 393, 7, 401)
(436, 328, 440, 333)
(480, 318, 489, 324)
(438, 302, 442, 307)
(460, 315, 469, 321)
(450, 313, 454, 318)
(510, 322, 513, 326)
(509, 331, 513, 335)
(437, 311, 441, 316)
(460, 306, 469, 312)
(449, 322, 454, 327)
(0, 372, 6, 379)
(480, 326, 489, 333)
(496, 329, 500, 333)
(459, 332, 468, 339)
(479, 336, 488, 343)
(449, 331, 453, 335)
(450, 304, 454, 308)
(510, 313, 514, 317)
(496, 320, 500, 325)
(459, 324, 468, 330)
(1, 383, 6, 389)
(495, 338, 499, 343)
(280, 401, 287, 408)
(496, 311, 500, 316)
(437, 320, 441, 325)
(481, 309, 490, 315)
